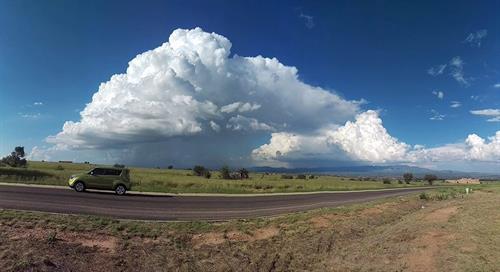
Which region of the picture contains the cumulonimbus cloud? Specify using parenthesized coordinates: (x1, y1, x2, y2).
(40, 27, 500, 168)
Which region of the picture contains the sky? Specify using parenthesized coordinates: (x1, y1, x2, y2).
(1, 0, 500, 172)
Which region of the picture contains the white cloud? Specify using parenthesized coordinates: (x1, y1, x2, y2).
(427, 57, 469, 86)
(220, 102, 261, 113)
(494, 83, 500, 88)
(406, 132, 500, 165)
(47, 27, 361, 165)
(252, 110, 409, 164)
(427, 64, 447, 76)
(465, 132, 500, 161)
(33, 102, 43, 106)
(432, 90, 444, 99)
(326, 110, 409, 162)
(449, 56, 469, 86)
(450, 101, 461, 108)
(209, 121, 220, 132)
(464, 29, 488, 47)
(429, 110, 445, 121)
(470, 109, 500, 122)
(226, 115, 275, 131)
(299, 13, 315, 29)
(19, 113, 41, 119)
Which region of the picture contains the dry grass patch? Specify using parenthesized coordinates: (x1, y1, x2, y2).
(2, 186, 500, 271)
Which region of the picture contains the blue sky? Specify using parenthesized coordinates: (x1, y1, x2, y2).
(1, 0, 500, 171)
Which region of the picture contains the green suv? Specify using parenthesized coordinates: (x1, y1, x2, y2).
(68, 167, 131, 195)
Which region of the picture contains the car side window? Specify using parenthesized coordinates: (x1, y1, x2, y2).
(92, 168, 105, 175)
(103, 169, 122, 176)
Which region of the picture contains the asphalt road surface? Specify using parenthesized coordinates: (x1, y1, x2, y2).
(0, 184, 428, 221)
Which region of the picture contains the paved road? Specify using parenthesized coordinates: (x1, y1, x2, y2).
(0, 184, 428, 221)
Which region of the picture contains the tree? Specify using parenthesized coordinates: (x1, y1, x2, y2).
(14, 146, 25, 158)
(167, 165, 173, 169)
(424, 174, 438, 185)
(1, 146, 27, 167)
(403, 173, 413, 184)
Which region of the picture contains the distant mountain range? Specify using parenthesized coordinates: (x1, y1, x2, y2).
(250, 165, 500, 179)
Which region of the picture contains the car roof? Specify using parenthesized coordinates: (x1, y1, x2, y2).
(93, 167, 126, 170)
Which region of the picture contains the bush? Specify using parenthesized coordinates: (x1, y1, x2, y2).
(0, 168, 52, 179)
(419, 192, 429, 200)
(281, 174, 294, 179)
(309, 175, 315, 179)
(203, 171, 211, 179)
(296, 174, 307, 179)
(398, 180, 403, 184)
(55, 165, 64, 171)
(46, 231, 57, 244)
(220, 166, 231, 179)
(382, 178, 392, 184)
(167, 165, 173, 169)
(193, 165, 207, 176)
(238, 168, 249, 179)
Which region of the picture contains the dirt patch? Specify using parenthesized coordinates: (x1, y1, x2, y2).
(406, 231, 454, 272)
(359, 202, 395, 216)
(424, 206, 458, 223)
(191, 226, 280, 248)
(253, 226, 279, 240)
(7, 227, 117, 252)
(191, 232, 225, 249)
(72, 235, 117, 252)
(310, 216, 332, 228)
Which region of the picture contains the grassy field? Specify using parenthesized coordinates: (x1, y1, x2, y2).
(0, 161, 431, 194)
(0, 185, 498, 271)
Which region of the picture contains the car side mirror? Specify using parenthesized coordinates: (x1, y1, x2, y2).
(89, 171, 95, 175)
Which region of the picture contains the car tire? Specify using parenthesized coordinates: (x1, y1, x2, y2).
(74, 181, 85, 192)
(115, 184, 126, 196)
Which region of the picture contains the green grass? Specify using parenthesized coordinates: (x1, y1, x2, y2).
(0, 160, 444, 194)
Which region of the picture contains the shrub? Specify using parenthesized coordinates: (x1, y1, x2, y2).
(419, 192, 429, 200)
(281, 174, 294, 179)
(204, 171, 211, 179)
(55, 165, 64, 171)
(0, 168, 52, 179)
(309, 175, 315, 179)
(238, 168, 249, 179)
(46, 231, 57, 244)
(220, 166, 231, 179)
(167, 165, 173, 169)
(296, 174, 307, 179)
(382, 178, 392, 184)
(193, 165, 207, 176)
(398, 180, 403, 184)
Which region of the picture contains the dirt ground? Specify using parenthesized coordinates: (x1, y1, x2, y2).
(1, 187, 499, 271)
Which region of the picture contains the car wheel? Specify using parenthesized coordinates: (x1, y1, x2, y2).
(115, 185, 126, 195)
(74, 181, 85, 192)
